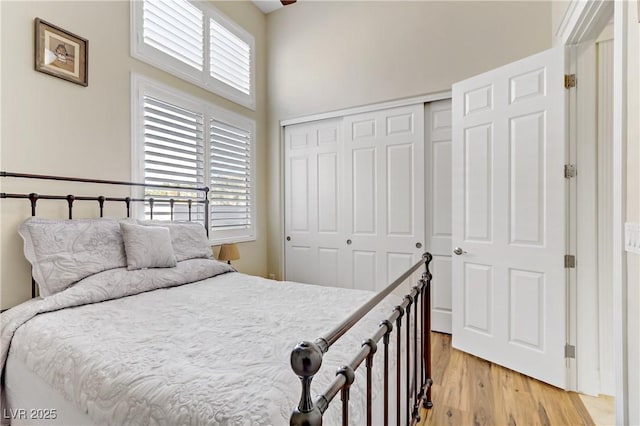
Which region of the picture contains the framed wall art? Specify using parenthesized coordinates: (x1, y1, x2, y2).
(34, 18, 88, 86)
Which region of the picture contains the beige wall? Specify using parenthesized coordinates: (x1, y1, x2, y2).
(0, 1, 267, 309)
(551, 0, 571, 44)
(265, 1, 552, 278)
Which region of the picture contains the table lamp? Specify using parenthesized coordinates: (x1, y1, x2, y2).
(218, 243, 240, 265)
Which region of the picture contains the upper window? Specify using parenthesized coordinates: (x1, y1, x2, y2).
(132, 74, 256, 244)
(131, 0, 255, 110)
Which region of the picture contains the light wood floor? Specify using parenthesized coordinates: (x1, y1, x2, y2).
(416, 333, 594, 426)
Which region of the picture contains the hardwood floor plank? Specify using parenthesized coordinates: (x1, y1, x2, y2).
(570, 392, 597, 426)
(417, 332, 593, 426)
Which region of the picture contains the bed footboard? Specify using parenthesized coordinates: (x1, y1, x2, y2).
(290, 253, 433, 426)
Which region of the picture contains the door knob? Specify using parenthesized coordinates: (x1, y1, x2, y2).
(416, 242, 422, 249)
(286, 236, 291, 241)
(453, 247, 467, 255)
(346, 239, 352, 245)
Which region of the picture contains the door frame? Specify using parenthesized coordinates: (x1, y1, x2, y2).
(557, 0, 627, 422)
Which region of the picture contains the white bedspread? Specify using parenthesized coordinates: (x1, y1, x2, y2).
(2, 264, 399, 425)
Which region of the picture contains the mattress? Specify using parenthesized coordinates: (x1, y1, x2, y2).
(5, 354, 94, 426)
(4, 272, 400, 425)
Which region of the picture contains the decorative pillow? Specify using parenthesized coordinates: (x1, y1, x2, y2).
(18, 217, 127, 297)
(120, 222, 177, 270)
(137, 220, 211, 261)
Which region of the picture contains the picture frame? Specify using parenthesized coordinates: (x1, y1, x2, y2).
(34, 18, 88, 86)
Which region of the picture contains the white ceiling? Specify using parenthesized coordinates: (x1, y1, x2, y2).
(252, 1, 283, 14)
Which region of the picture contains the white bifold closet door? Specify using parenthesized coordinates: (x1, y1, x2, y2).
(284, 118, 344, 286)
(284, 104, 425, 292)
(342, 105, 425, 292)
(425, 99, 453, 333)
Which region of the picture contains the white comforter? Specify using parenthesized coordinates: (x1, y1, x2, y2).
(1, 260, 399, 425)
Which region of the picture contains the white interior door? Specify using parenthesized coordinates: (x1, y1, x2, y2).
(342, 104, 425, 292)
(452, 46, 568, 388)
(284, 118, 344, 286)
(425, 100, 453, 334)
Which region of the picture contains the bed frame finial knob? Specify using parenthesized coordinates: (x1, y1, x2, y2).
(290, 406, 323, 426)
(290, 340, 324, 420)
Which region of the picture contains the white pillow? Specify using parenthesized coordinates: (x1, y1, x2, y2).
(19, 217, 127, 296)
(136, 220, 211, 261)
(120, 222, 177, 270)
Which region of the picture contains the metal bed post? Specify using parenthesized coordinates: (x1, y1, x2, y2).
(422, 253, 434, 409)
(66, 195, 75, 219)
(411, 283, 420, 421)
(394, 305, 404, 426)
(337, 365, 355, 426)
(204, 187, 210, 237)
(28, 193, 39, 298)
(362, 338, 377, 426)
(98, 196, 105, 217)
(380, 319, 393, 426)
(404, 294, 412, 426)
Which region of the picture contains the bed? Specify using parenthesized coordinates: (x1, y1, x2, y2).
(0, 171, 433, 426)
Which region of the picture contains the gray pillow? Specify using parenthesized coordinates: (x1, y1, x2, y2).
(19, 217, 127, 296)
(136, 220, 211, 261)
(120, 222, 177, 270)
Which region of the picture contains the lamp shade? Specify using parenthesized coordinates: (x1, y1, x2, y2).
(218, 243, 240, 262)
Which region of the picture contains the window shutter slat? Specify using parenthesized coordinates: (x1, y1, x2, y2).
(142, 0, 203, 71)
(143, 95, 205, 222)
(210, 19, 251, 95)
(145, 141, 201, 158)
(210, 119, 252, 232)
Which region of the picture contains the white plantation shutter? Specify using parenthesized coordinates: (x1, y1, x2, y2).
(210, 19, 251, 95)
(142, 95, 205, 222)
(132, 0, 255, 109)
(210, 119, 254, 240)
(133, 75, 256, 242)
(142, 0, 203, 71)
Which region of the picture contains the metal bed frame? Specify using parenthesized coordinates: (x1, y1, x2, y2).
(1, 171, 434, 425)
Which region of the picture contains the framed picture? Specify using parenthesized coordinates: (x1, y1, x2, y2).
(34, 18, 88, 86)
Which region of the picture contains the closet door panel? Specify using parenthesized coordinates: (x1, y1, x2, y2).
(343, 104, 425, 292)
(425, 99, 453, 333)
(285, 119, 345, 287)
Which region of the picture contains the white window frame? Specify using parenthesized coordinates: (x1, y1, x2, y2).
(131, 74, 257, 244)
(131, 0, 256, 110)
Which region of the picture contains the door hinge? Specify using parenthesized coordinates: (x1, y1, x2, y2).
(564, 255, 576, 268)
(564, 74, 576, 89)
(564, 164, 577, 178)
(565, 344, 576, 358)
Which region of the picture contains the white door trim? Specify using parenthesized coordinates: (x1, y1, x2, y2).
(556, 0, 614, 46)
(596, 35, 616, 397)
(280, 91, 451, 127)
(564, 41, 605, 395)
(559, 0, 626, 422)
(611, 2, 628, 424)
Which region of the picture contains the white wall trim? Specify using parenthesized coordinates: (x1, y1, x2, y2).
(280, 91, 451, 126)
(559, 0, 630, 417)
(612, 1, 628, 423)
(574, 41, 600, 396)
(556, 0, 615, 46)
(596, 37, 616, 396)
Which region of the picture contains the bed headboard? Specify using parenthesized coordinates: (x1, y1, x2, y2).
(1, 171, 210, 298)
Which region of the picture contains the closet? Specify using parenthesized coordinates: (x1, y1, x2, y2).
(284, 100, 452, 332)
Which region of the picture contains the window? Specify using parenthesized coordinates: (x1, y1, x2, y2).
(131, 0, 255, 110)
(132, 75, 256, 244)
